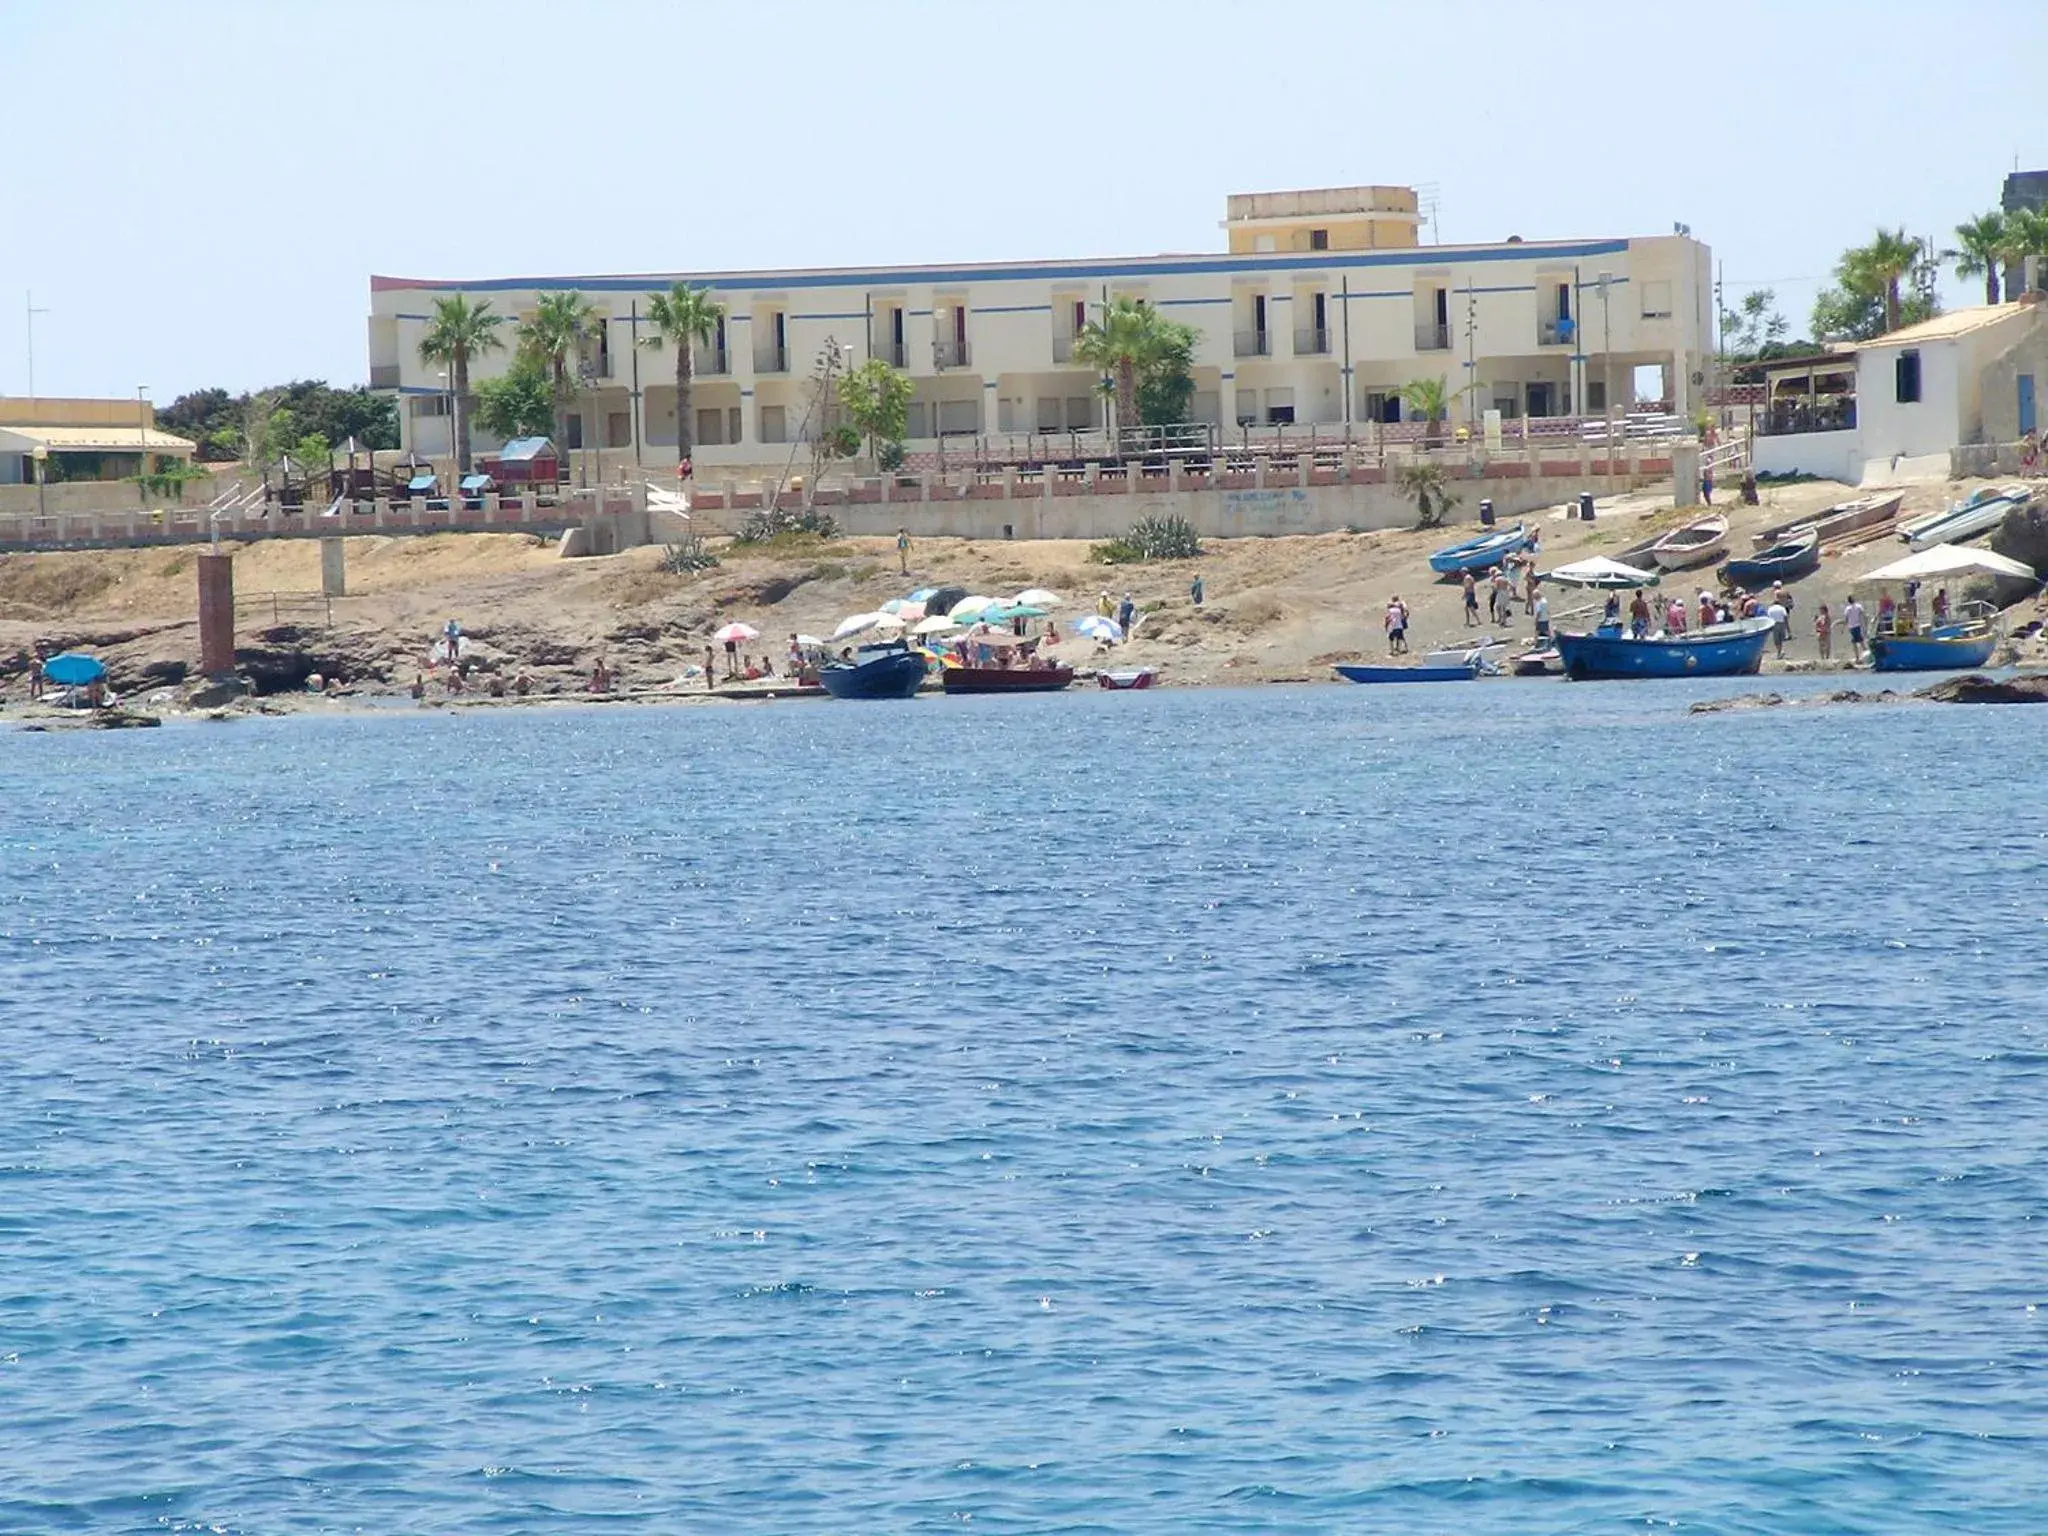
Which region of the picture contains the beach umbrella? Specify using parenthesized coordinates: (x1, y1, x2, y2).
(42, 652, 106, 687)
(913, 614, 960, 635)
(832, 612, 885, 639)
(907, 587, 938, 602)
(1542, 556, 1662, 589)
(795, 634, 826, 648)
(1000, 604, 1049, 620)
(949, 594, 995, 621)
(1072, 615, 1124, 642)
(1862, 546, 2036, 584)
(1014, 588, 1063, 608)
(894, 600, 927, 622)
(714, 622, 761, 644)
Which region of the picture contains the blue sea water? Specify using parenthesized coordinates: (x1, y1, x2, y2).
(4, 680, 2048, 1534)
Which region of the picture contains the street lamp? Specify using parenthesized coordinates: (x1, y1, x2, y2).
(31, 444, 48, 521)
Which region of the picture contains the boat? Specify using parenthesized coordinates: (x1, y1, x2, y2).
(1552, 616, 1776, 681)
(1097, 668, 1157, 690)
(1724, 526, 1820, 588)
(817, 641, 928, 700)
(1869, 602, 2002, 672)
(1512, 647, 1561, 676)
(1904, 484, 2033, 550)
(1423, 637, 1511, 670)
(1649, 514, 1729, 571)
(1428, 522, 1530, 575)
(1333, 662, 1481, 683)
(1752, 492, 1901, 549)
(941, 664, 1075, 694)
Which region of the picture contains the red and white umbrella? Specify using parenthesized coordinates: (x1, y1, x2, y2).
(714, 622, 761, 644)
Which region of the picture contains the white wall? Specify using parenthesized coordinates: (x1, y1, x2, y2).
(1752, 429, 1864, 484)
(1856, 338, 1963, 461)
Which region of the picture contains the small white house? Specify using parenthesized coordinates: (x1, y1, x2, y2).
(1752, 300, 2048, 484)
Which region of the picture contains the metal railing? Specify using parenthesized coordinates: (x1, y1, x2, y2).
(1759, 403, 1856, 436)
(1538, 320, 1577, 347)
(1415, 322, 1451, 351)
(934, 338, 971, 369)
(1051, 334, 1078, 363)
(369, 365, 400, 389)
(1293, 327, 1330, 356)
(1234, 329, 1271, 358)
(878, 340, 907, 368)
(754, 344, 788, 374)
(694, 344, 729, 376)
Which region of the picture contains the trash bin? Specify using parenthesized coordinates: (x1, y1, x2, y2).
(1578, 491, 1596, 521)
(1478, 498, 1495, 526)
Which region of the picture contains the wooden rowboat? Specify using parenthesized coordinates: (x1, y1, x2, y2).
(1649, 514, 1729, 571)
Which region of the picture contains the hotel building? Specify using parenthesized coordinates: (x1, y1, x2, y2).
(369, 186, 1712, 470)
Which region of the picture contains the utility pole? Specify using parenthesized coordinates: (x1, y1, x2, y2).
(628, 302, 643, 468)
(1464, 278, 1479, 431)
(1597, 272, 1616, 483)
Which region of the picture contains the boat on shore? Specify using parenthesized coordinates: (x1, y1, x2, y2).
(1423, 637, 1511, 670)
(1428, 523, 1530, 576)
(1903, 484, 2033, 550)
(818, 642, 928, 700)
(1650, 514, 1730, 571)
(941, 664, 1074, 694)
(1752, 492, 1902, 549)
(1334, 661, 1482, 683)
(1553, 616, 1776, 680)
(1725, 527, 1820, 588)
(1869, 602, 2002, 672)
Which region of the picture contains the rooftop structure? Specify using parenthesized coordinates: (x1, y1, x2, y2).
(0, 397, 195, 485)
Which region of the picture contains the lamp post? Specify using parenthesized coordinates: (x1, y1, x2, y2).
(31, 443, 47, 521)
(1596, 273, 1616, 476)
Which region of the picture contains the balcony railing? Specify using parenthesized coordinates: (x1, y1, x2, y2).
(369, 364, 400, 390)
(934, 338, 971, 369)
(1052, 334, 1078, 363)
(694, 345, 728, 376)
(1234, 329, 1271, 358)
(1415, 322, 1451, 351)
(1539, 320, 1579, 347)
(754, 344, 788, 374)
(878, 340, 907, 368)
(1293, 327, 1330, 356)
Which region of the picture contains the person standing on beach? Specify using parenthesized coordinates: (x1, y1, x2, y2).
(1532, 588, 1551, 642)
(1117, 592, 1136, 635)
(703, 644, 718, 689)
(1815, 602, 1833, 661)
(1098, 590, 1114, 619)
(1462, 570, 1480, 626)
(896, 528, 910, 573)
(1765, 596, 1789, 659)
(1842, 595, 1867, 664)
(1190, 573, 1205, 608)
(1384, 595, 1408, 654)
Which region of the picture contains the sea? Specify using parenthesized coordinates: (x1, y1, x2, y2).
(4, 679, 2047, 1534)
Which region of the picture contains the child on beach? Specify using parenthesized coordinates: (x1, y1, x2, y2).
(1815, 602, 1833, 660)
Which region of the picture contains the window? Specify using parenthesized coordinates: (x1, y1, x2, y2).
(1640, 280, 1673, 319)
(906, 402, 929, 439)
(412, 395, 450, 418)
(1896, 350, 1922, 404)
(728, 406, 743, 444)
(1036, 396, 1063, 431)
(1064, 396, 1092, 430)
(760, 405, 787, 443)
(606, 411, 631, 448)
(1586, 380, 1607, 411)
(695, 408, 724, 446)
(1309, 228, 1329, 251)
(566, 412, 584, 449)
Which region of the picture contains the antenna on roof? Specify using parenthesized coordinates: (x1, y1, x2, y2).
(1414, 182, 1441, 244)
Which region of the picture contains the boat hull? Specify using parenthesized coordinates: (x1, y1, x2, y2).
(1650, 516, 1730, 571)
(1869, 629, 2000, 672)
(1725, 533, 1820, 588)
(818, 651, 927, 699)
(1098, 668, 1157, 690)
(1334, 663, 1477, 683)
(942, 666, 1075, 694)
(1553, 619, 1775, 680)
(1428, 523, 1530, 575)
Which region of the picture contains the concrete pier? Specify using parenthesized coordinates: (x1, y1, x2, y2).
(197, 552, 235, 675)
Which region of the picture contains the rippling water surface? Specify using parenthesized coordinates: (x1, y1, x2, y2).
(6, 681, 2048, 1533)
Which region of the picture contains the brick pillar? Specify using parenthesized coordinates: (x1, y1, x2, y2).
(197, 552, 235, 675)
(320, 537, 347, 596)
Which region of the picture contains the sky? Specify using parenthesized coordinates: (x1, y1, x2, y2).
(2, 0, 2042, 405)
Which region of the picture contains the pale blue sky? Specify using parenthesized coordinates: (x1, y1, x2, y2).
(2, 0, 2040, 402)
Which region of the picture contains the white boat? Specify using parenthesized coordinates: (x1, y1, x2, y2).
(1904, 484, 2033, 550)
(1423, 638, 1510, 672)
(1649, 514, 1729, 571)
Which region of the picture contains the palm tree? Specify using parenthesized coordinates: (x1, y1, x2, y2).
(641, 282, 727, 463)
(1855, 228, 1924, 333)
(2008, 208, 2048, 297)
(518, 291, 601, 449)
(1952, 211, 2008, 306)
(417, 295, 506, 473)
(1073, 296, 1172, 448)
(1398, 375, 1466, 448)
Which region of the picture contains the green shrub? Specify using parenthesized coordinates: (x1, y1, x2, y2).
(658, 535, 720, 573)
(735, 504, 840, 545)
(1089, 511, 1203, 564)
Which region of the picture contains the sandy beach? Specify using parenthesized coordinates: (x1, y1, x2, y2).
(3, 475, 2044, 713)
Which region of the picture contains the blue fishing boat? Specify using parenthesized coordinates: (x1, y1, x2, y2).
(1428, 522, 1530, 575)
(1333, 662, 1480, 684)
(1724, 526, 1820, 588)
(1901, 484, 2032, 550)
(818, 642, 927, 700)
(1869, 607, 2001, 672)
(1553, 616, 1775, 680)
